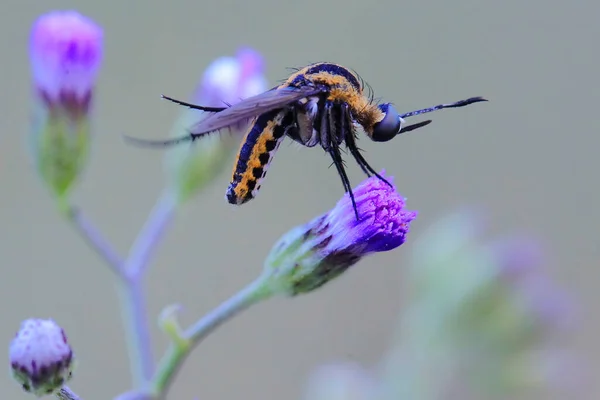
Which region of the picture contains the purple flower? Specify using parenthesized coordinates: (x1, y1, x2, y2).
(9, 319, 74, 396)
(262, 172, 417, 295)
(321, 171, 417, 254)
(28, 10, 103, 200)
(30, 10, 103, 114)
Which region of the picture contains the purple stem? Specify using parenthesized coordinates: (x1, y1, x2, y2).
(118, 275, 154, 387)
(56, 386, 82, 400)
(66, 191, 178, 388)
(126, 190, 178, 279)
(67, 206, 126, 278)
(122, 189, 178, 384)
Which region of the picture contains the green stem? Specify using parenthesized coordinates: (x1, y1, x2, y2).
(149, 277, 274, 397)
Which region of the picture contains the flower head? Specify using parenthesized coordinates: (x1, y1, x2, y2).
(262, 172, 417, 296)
(30, 10, 103, 114)
(322, 173, 416, 254)
(9, 319, 74, 397)
(28, 10, 103, 203)
(165, 46, 268, 204)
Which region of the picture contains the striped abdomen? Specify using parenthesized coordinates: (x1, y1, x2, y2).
(226, 109, 293, 205)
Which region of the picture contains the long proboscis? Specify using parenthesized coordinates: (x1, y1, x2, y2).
(399, 96, 487, 119)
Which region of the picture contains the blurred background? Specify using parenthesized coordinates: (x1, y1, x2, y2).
(0, 0, 598, 399)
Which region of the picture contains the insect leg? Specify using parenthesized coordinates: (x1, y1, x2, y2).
(341, 103, 393, 188)
(322, 101, 360, 220)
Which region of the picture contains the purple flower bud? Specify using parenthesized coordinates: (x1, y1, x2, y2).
(9, 319, 74, 396)
(30, 10, 103, 115)
(192, 46, 268, 108)
(28, 10, 103, 201)
(263, 172, 417, 296)
(166, 46, 269, 203)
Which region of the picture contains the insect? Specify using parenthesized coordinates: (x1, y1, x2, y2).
(124, 62, 486, 219)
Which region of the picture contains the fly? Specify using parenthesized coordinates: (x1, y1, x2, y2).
(124, 62, 487, 220)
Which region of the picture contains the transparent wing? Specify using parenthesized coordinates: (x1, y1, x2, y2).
(123, 85, 328, 148)
(189, 85, 327, 134)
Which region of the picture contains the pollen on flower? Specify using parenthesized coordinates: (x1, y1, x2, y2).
(29, 10, 103, 108)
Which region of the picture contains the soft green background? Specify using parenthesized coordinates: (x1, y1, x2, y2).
(0, 1, 597, 399)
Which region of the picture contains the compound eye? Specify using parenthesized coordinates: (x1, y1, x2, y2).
(371, 104, 403, 142)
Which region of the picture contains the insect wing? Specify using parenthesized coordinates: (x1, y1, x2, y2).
(189, 85, 327, 135)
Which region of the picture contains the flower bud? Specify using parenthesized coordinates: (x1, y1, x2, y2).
(165, 47, 268, 204)
(262, 172, 417, 296)
(9, 319, 74, 397)
(28, 10, 103, 203)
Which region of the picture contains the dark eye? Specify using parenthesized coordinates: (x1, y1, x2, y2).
(371, 104, 402, 142)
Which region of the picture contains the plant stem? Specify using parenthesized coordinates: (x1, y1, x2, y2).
(56, 386, 81, 400)
(121, 189, 178, 386)
(150, 277, 274, 397)
(126, 189, 178, 279)
(118, 276, 155, 388)
(66, 205, 126, 279)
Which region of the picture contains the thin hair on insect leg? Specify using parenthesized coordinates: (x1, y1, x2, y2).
(399, 96, 487, 119)
(345, 132, 391, 187)
(161, 95, 227, 113)
(321, 102, 359, 220)
(340, 104, 393, 188)
(329, 145, 359, 220)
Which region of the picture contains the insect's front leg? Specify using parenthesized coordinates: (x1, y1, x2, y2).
(341, 103, 393, 187)
(321, 100, 360, 219)
(319, 101, 333, 150)
(329, 102, 345, 147)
